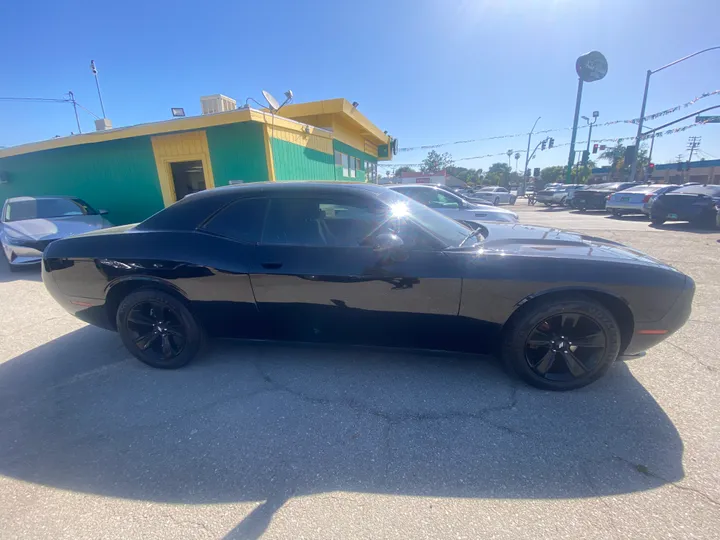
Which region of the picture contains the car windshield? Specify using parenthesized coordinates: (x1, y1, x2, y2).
(3, 198, 97, 222)
(672, 185, 720, 196)
(376, 189, 474, 248)
(478, 187, 494, 192)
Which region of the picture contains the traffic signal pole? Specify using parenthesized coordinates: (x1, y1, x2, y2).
(523, 117, 541, 196)
(565, 77, 584, 184)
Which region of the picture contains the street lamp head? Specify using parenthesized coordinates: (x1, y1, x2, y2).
(593, 110, 599, 118)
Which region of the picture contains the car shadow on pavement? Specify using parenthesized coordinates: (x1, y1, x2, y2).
(0, 327, 684, 540)
(538, 206, 572, 212)
(649, 222, 719, 234)
(0, 262, 42, 283)
(607, 215, 648, 222)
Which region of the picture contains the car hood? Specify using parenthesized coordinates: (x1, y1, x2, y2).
(464, 222, 671, 268)
(1, 215, 114, 241)
(466, 202, 515, 215)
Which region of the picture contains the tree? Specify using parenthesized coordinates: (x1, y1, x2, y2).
(485, 162, 511, 187)
(540, 165, 565, 185)
(599, 143, 648, 180)
(446, 166, 483, 186)
(421, 150, 453, 173)
(393, 166, 417, 177)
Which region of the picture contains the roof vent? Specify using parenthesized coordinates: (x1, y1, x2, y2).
(200, 94, 237, 115)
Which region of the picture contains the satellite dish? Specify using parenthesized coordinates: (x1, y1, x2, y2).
(391, 138, 399, 155)
(262, 90, 281, 111)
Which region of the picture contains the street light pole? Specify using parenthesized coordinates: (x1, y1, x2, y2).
(629, 46, 720, 183)
(565, 77, 584, 184)
(523, 117, 541, 195)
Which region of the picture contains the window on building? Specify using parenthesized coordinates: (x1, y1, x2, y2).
(365, 161, 378, 183)
(201, 197, 268, 244)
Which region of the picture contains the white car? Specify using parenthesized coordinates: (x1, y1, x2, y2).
(388, 185, 519, 223)
(552, 184, 585, 206)
(470, 186, 516, 206)
(1, 196, 113, 271)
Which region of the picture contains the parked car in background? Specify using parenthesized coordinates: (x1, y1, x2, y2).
(536, 187, 558, 205)
(471, 186, 516, 206)
(650, 184, 720, 228)
(388, 184, 519, 223)
(571, 182, 640, 211)
(42, 181, 694, 391)
(1, 196, 113, 271)
(553, 184, 584, 206)
(606, 184, 679, 217)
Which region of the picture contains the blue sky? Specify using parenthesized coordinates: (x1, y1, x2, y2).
(1, 0, 719, 174)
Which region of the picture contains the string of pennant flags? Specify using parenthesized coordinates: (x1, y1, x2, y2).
(378, 121, 707, 168)
(395, 89, 720, 153)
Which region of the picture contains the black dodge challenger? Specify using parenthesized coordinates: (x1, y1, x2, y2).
(42, 182, 694, 391)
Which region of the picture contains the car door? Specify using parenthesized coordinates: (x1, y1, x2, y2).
(249, 190, 463, 347)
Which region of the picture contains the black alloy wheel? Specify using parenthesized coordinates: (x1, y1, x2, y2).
(524, 313, 606, 382)
(501, 296, 621, 390)
(117, 289, 203, 368)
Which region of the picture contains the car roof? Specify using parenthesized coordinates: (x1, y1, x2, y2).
(137, 181, 390, 231)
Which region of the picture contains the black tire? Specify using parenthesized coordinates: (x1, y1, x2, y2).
(493, 197, 500, 206)
(560, 197, 567, 206)
(651, 216, 665, 226)
(509, 196, 517, 205)
(116, 289, 204, 369)
(543, 202, 551, 207)
(578, 206, 587, 213)
(501, 295, 621, 391)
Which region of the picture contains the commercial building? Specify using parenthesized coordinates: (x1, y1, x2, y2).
(394, 170, 467, 187)
(590, 159, 720, 185)
(0, 98, 392, 224)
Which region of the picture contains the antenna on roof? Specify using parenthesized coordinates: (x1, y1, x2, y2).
(262, 89, 294, 112)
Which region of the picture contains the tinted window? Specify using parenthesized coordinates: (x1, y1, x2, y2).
(261, 196, 382, 247)
(673, 185, 720, 196)
(202, 197, 268, 243)
(3, 198, 98, 222)
(395, 187, 461, 209)
(497, 188, 508, 193)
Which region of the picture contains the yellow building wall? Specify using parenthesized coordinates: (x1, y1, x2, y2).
(151, 130, 216, 206)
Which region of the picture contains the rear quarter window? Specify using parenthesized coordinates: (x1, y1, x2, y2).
(201, 197, 268, 243)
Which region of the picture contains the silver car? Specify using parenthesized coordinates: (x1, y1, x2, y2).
(388, 185, 519, 223)
(471, 186, 516, 206)
(606, 185, 679, 217)
(1, 196, 113, 270)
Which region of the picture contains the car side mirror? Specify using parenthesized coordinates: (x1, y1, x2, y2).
(373, 233, 408, 262)
(99, 209, 109, 215)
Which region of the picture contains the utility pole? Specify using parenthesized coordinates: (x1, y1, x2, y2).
(523, 117, 541, 197)
(506, 149, 513, 188)
(90, 60, 107, 118)
(68, 91, 81, 134)
(686, 136, 701, 181)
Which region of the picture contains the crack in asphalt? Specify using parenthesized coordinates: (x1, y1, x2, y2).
(610, 456, 720, 509)
(664, 340, 718, 373)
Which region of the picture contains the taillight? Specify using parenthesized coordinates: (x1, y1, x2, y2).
(642, 194, 652, 203)
(606, 195, 611, 200)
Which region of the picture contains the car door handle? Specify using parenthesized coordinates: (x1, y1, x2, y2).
(261, 262, 283, 269)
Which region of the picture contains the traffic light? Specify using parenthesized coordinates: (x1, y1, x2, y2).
(624, 145, 637, 166)
(548, 138, 555, 149)
(647, 163, 655, 176)
(582, 150, 590, 166)
(533, 167, 540, 177)
(541, 139, 547, 151)
(592, 143, 599, 154)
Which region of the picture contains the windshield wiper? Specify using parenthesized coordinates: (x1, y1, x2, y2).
(457, 226, 486, 248)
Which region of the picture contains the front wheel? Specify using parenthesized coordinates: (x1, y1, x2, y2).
(560, 197, 567, 206)
(501, 296, 621, 391)
(493, 197, 500, 206)
(116, 289, 204, 369)
(651, 216, 665, 226)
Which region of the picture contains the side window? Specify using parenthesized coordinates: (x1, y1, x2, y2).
(202, 197, 268, 244)
(497, 187, 508, 193)
(261, 196, 382, 247)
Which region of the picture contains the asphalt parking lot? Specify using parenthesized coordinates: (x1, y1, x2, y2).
(1, 204, 719, 539)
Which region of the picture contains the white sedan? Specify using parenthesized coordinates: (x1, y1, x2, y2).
(388, 185, 519, 223)
(469, 186, 516, 206)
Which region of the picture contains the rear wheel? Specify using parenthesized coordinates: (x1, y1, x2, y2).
(651, 216, 665, 226)
(560, 197, 567, 206)
(116, 289, 204, 369)
(493, 197, 500, 206)
(501, 296, 621, 391)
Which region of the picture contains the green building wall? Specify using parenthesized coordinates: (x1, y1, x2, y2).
(0, 137, 163, 225)
(271, 138, 335, 181)
(333, 139, 378, 182)
(206, 123, 270, 185)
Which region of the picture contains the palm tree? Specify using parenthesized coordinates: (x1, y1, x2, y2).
(599, 143, 648, 180)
